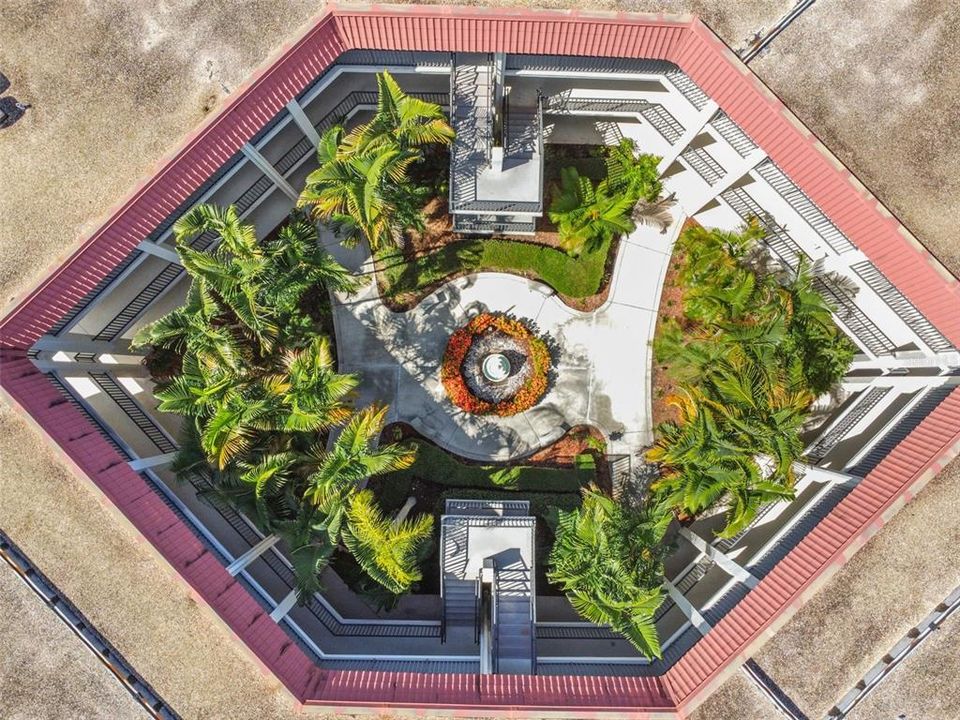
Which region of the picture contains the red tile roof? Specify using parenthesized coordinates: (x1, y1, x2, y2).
(2, 6, 959, 717)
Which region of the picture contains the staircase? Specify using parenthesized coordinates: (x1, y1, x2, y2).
(504, 102, 539, 159)
(443, 577, 478, 628)
(450, 53, 494, 210)
(449, 56, 543, 235)
(494, 560, 536, 674)
(439, 502, 537, 673)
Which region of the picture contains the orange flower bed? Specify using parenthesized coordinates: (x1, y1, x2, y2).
(441, 313, 552, 417)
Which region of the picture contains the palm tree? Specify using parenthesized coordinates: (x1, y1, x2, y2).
(261, 212, 366, 319)
(276, 336, 358, 433)
(154, 341, 359, 471)
(342, 489, 433, 594)
(632, 193, 677, 234)
(548, 167, 636, 256)
(603, 138, 662, 201)
(780, 259, 856, 395)
(549, 487, 668, 658)
(348, 71, 454, 151)
(271, 504, 338, 601)
(303, 405, 416, 511)
(299, 72, 453, 252)
(132, 282, 246, 373)
(173, 204, 277, 352)
(299, 126, 418, 251)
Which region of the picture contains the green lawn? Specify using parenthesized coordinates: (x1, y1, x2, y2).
(378, 235, 612, 301)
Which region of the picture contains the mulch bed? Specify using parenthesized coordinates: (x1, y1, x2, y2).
(649, 217, 698, 428)
(383, 421, 605, 469)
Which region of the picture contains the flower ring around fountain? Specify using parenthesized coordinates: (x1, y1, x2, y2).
(441, 312, 554, 417)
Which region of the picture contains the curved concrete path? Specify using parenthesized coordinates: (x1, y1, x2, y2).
(326, 215, 684, 461)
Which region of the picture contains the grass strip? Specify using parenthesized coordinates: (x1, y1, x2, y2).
(378, 236, 611, 300)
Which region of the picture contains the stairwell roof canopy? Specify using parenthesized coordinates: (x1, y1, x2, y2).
(2, 5, 960, 718)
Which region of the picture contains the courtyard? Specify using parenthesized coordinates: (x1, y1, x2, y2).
(2, 3, 959, 720)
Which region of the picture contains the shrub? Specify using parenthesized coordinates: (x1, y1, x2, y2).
(386, 440, 592, 494)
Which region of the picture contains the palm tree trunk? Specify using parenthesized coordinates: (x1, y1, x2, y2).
(392, 496, 418, 527)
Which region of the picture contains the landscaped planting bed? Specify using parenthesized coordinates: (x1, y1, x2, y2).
(365, 439, 596, 596)
(441, 312, 554, 416)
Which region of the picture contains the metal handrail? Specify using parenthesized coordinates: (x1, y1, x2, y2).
(491, 561, 499, 674)
(448, 52, 455, 118)
(485, 52, 495, 159)
(439, 522, 447, 644)
(536, 91, 544, 216)
(528, 522, 537, 672)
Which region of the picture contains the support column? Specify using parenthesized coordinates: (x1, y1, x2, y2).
(241, 143, 298, 201)
(285, 99, 321, 146)
(657, 100, 719, 174)
(32, 355, 149, 376)
(269, 588, 299, 622)
(678, 527, 759, 589)
(225, 534, 281, 577)
(33, 335, 135, 356)
(137, 239, 182, 265)
(128, 452, 178, 472)
(664, 579, 711, 636)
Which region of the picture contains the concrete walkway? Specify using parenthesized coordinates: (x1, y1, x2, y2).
(326, 215, 683, 461)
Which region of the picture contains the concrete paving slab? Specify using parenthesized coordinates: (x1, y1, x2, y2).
(331, 218, 677, 461)
(609, 244, 672, 311)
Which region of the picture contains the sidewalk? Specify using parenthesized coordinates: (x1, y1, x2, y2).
(325, 215, 683, 461)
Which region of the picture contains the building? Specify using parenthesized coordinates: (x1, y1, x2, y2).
(1, 5, 959, 718)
